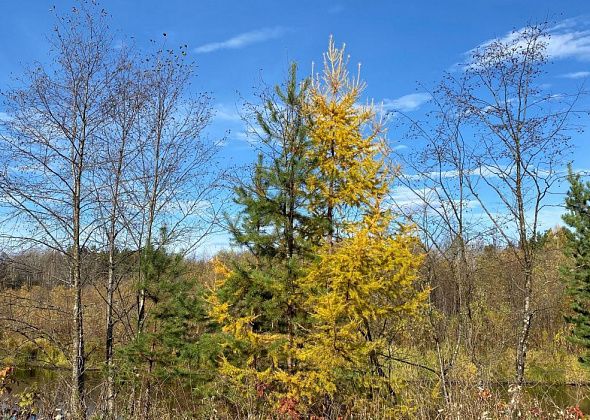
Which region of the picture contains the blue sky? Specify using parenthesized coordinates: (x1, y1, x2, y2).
(2, 1, 590, 253)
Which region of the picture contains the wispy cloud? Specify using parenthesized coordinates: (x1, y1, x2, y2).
(227, 129, 262, 146)
(560, 70, 590, 79)
(545, 17, 590, 60)
(403, 164, 524, 182)
(536, 206, 567, 231)
(388, 184, 481, 214)
(388, 185, 429, 209)
(405, 169, 462, 181)
(213, 104, 242, 123)
(382, 93, 430, 112)
(194, 27, 287, 54)
(113, 39, 125, 50)
(468, 16, 590, 64)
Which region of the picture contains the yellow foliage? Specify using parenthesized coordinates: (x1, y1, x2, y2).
(299, 37, 426, 398)
(305, 36, 388, 224)
(211, 257, 231, 280)
(298, 210, 426, 393)
(209, 37, 426, 414)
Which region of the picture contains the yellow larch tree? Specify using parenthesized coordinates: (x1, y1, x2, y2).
(305, 36, 387, 246)
(297, 205, 426, 407)
(208, 38, 426, 417)
(295, 37, 427, 411)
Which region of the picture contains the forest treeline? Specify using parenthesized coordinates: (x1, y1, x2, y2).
(0, 3, 589, 419)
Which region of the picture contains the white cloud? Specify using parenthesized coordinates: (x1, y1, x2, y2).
(545, 17, 590, 60)
(194, 27, 287, 54)
(536, 205, 566, 231)
(560, 71, 590, 79)
(389, 185, 429, 209)
(113, 39, 125, 50)
(382, 93, 430, 112)
(214, 104, 242, 123)
(545, 32, 590, 61)
(468, 17, 590, 64)
(234, 131, 250, 142)
(403, 164, 518, 182)
(388, 184, 480, 215)
(231, 130, 261, 145)
(405, 169, 461, 181)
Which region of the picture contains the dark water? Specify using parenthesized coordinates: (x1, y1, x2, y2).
(2, 367, 103, 417)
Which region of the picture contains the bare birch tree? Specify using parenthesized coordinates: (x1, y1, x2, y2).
(91, 48, 145, 418)
(453, 24, 582, 387)
(120, 42, 223, 418)
(395, 23, 583, 390)
(0, 4, 120, 417)
(390, 79, 481, 404)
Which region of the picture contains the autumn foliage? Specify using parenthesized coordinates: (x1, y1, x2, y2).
(208, 38, 424, 416)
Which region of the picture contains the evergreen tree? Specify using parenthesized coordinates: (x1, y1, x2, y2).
(210, 63, 314, 407)
(563, 165, 590, 366)
(294, 38, 425, 411)
(299, 206, 425, 404)
(119, 229, 216, 414)
(305, 36, 387, 246)
(211, 42, 425, 416)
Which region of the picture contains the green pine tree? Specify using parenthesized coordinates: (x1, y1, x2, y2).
(210, 63, 315, 404)
(119, 229, 217, 409)
(563, 165, 590, 367)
